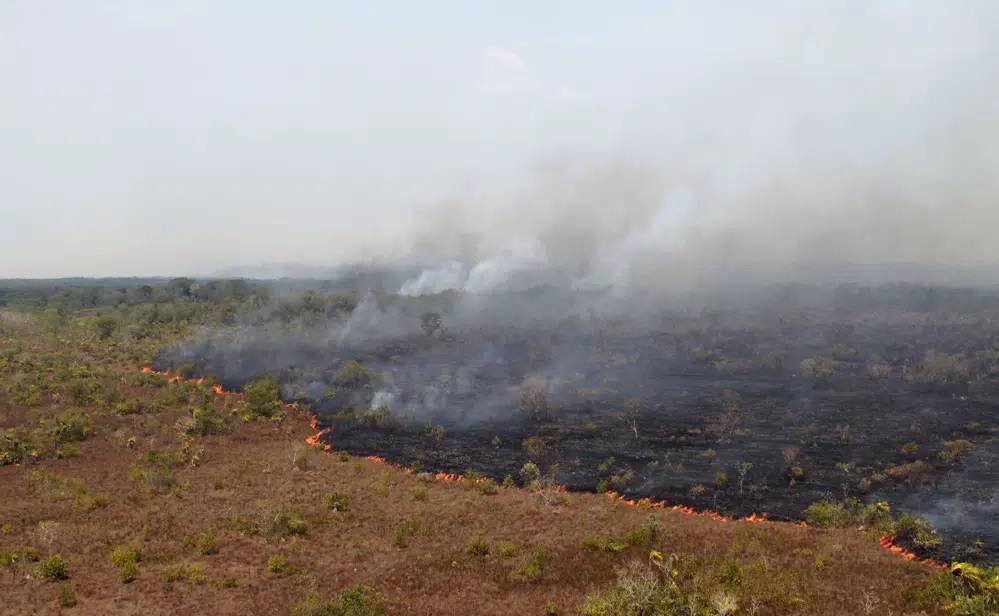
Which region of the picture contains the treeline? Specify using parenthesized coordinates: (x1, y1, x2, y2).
(0, 279, 376, 341)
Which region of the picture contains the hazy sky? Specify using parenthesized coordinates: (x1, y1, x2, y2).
(2, 1, 998, 277)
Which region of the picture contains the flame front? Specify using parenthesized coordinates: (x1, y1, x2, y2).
(138, 365, 951, 571)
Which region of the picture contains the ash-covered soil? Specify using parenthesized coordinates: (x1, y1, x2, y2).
(158, 281, 999, 565)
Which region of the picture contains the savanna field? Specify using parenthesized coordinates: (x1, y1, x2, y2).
(2, 278, 999, 615)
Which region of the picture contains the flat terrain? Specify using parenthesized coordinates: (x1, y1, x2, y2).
(166, 284, 999, 564)
(1, 281, 993, 615)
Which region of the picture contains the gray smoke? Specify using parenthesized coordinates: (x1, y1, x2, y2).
(364, 4, 999, 292)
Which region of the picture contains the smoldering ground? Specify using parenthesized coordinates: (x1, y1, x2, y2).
(159, 276, 999, 564)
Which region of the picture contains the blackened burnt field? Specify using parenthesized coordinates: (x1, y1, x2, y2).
(159, 281, 999, 563)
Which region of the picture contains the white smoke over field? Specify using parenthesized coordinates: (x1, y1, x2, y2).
(371, 3, 999, 295)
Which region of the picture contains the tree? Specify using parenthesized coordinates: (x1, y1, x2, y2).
(420, 312, 443, 337)
(737, 462, 753, 496)
(424, 424, 445, 449)
(244, 375, 283, 418)
(95, 315, 118, 340)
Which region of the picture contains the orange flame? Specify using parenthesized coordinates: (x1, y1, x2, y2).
(878, 535, 947, 569)
(136, 364, 954, 571)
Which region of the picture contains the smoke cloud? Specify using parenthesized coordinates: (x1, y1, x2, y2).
(3, 3, 999, 277)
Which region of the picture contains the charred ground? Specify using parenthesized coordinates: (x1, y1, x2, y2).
(158, 279, 999, 566)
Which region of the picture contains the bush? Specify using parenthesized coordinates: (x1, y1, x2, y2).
(336, 360, 375, 389)
(713, 558, 743, 587)
(886, 460, 933, 484)
(939, 440, 972, 466)
(291, 443, 316, 471)
(410, 487, 427, 502)
(243, 375, 284, 419)
(187, 402, 230, 436)
(38, 554, 69, 582)
(477, 478, 498, 495)
(292, 585, 391, 616)
(226, 517, 260, 536)
(323, 491, 350, 511)
(499, 543, 519, 558)
(466, 530, 490, 558)
(626, 515, 663, 547)
(801, 356, 842, 379)
(95, 315, 118, 339)
(267, 554, 288, 574)
(895, 513, 942, 549)
(197, 533, 219, 555)
(114, 397, 144, 416)
(391, 525, 408, 549)
(1, 426, 40, 466)
(510, 547, 552, 582)
(900, 441, 919, 457)
(265, 506, 308, 538)
(583, 536, 627, 554)
(57, 584, 77, 607)
(51, 410, 93, 443)
(581, 558, 690, 616)
(75, 491, 110, 511)
(804, 499, 851, 529)
(109, 545, 141, 583)
(117, 559, 139, 583)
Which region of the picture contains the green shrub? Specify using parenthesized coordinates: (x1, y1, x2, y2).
(478, 478, 498, 495)
(625, 515, 662, 547)
(243, 375, 283, 419)
(117, 559, 139, 583)
(74, 491, 110, 511)
(264, 506, 308, 538)
(186, 563, 207, 585)
(1, 426, 40, 466)
(188, 402, 230, 436)
(109, 545, 141, 583)
(583, 536, 627, 554)
(56, 584, 77, 607)
(510, 547, 551, 582)
(544, 601, 559, 615)
(323, 491, 350, 511)
(197, 534, 219, 555)
(410, 487, 427, 502)
(38, 554, 69, 582)
(267, 554, 288, 574)
(466, 530, 490, 558)
(51, 410, 93, 443)
(226, 517, 260, 536)
(499, 543, 519, 558)
(713, 558, 743, 587)
(67, 377, 104, 406)
(391, 525, 408, 549)
(114, 397, 144, 415)
(292, 584, 391, 616)
(291, 443, 316, 470)
(895, 513, 942, 549)
(581, 558, 689, 616)
(804, 498, 850, 528)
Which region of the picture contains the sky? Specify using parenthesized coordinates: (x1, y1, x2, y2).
(2, 1, 998, 278)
